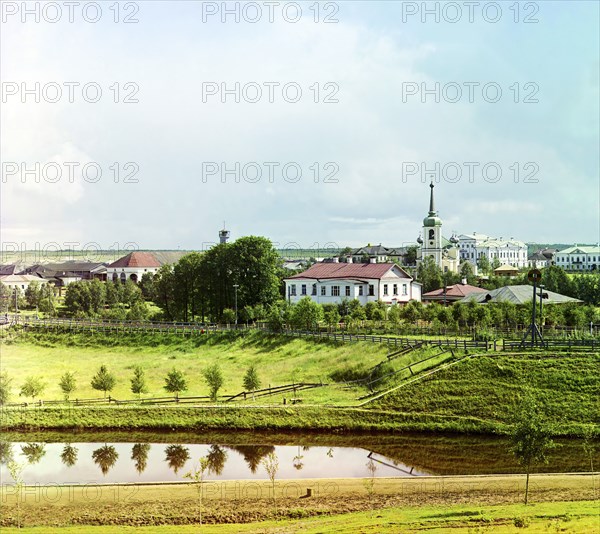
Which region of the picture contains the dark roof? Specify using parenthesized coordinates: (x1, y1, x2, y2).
(352, 245, 391, 256)
(108, 252, 161, 268)
(422, 284, 487, 299)
(286, 262, 411, 280)
(461, 285, 582, 305)
(0, 264, 19, 276)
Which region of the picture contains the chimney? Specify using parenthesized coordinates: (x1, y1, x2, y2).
(346, 255, 353, 264)
(369, 256, 377, 264)
(461, 278, 467, 285)
(332, 257, 339, 263)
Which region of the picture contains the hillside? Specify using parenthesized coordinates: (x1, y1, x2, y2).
(369, 352, 600, 435)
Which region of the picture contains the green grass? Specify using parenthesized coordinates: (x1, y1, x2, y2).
(0, 331, 394, 404)
(371, 352, 600, 435)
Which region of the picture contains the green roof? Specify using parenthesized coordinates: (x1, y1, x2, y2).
(557, 246, 600, 254)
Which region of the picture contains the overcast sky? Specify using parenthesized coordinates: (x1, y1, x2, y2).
(1, 1, 599, 254)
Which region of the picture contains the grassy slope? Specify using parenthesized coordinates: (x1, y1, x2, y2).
(370, 352, 600, 435)
(1, 331, 598, 435)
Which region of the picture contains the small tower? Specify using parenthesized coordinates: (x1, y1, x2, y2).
(219, 223, 230, 244)
(421, 182, 443, 265)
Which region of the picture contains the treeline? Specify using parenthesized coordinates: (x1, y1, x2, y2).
(271, 297, 600, 332)
(63, 279, 149, 320)
(417, 259, 600, 306)
(141, 236, 282, 322)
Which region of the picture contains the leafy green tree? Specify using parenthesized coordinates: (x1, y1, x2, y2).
(173, 252, 204, 322)
(21, 443, 46, 464)
(459, 261, 476, 284)
(91, 365, 117, 398)
(19, 376, 46, 402)
(323, 305, 341, 330)
(477, 255, 491, 275)
(25, 281, 41, 309)
(491, 257, 501, 271)
(130, 365, 148, 399)
(262, 451, 279, 507)
(203, 364, 224, 402)
(222, 308, 236, 324)
(0, 372, 12, 405)
(416, 256, 443, 292)
(404, 245, 418, 266)
(243, 365, 261, 399)
(510, 395, 555, 504)
(290, 297, 323, 330)
(138, 272, 155, 300)
(59, 372, 77, 401)
(151, 264, 176, 320)
(206, 444, 228, 475)
(388, 304, 401, 325)
(38, 284, 56, 315)
(164, 368, 187, 400)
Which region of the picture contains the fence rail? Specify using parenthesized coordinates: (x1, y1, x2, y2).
(2, 381, 325, 409)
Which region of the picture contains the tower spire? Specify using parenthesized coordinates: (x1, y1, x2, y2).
(429, 182, 436, 215)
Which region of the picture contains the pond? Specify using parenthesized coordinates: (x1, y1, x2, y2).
(0, 431, 595, 485)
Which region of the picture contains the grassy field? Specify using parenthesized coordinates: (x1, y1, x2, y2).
(0, 330, 450, 405)
(1, 330, 599, 435)
(0, 474, 597, 529)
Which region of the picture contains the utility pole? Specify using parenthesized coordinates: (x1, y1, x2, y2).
(233, 284, 239, 327)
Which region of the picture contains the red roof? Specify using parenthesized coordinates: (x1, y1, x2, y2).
(422, 283, 486, 299)
(108, 252, 161, 268)
(287, 262, 407, 280)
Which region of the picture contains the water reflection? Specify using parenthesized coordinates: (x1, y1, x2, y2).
(21, 443, 46, 464)
(131, 443, 151, 474)
(92, 445, 118, 475)
(0, 433, 594, 486)
(61, 444, 78, 468)
(164, 444, 190, 474)
(206, 445, 227, 475)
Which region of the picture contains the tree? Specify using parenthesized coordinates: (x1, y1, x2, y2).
(131, 443, 151, 474)
(459, 261, 476, 284)
(404, 245, 418, 266)
(164, 368, 187, 400)
(184, 456, 211, 526)
(510, 395, 555, 504)
(19, 376, 46, 402)
(491, 257, 501, 271)
(25, 281, 41, 309)
(130, 365, 148, 399)
(0, 372, 12, 405)
(477, 255, 491, 275)
(206, 444, 227, 475)
(243, 365, 261, 399)
(59, 372, 77, 401)
(90, 365, 116, 398)
(416, 256, 443, 293)
(38, 283, 56, 315)
(221, 308, 236, 324)
(323, 305, 341, 330)
(165, 444, 190, 473)
(203, 364, 224, 402)
(290, 297, 323, 330)
(261, 451, 279, 507)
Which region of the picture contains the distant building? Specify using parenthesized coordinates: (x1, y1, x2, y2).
(555, 245, 600, 271)
(458, 233, 528, 270)
(527, 248, 557, 269)
(219, 226, 230, 244)
(493, 264, 520, 277)
(416, 183, 459, 273)
(20, 261, 107, 285)
(422, 283, 486, 305)
(350, 244, 409, 265)
(106, 252, 161, 283)
(284, 260, 421, 306)
(460, 285, 582, 305)
(0, 274, 49, 292)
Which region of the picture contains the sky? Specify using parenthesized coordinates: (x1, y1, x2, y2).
(1, 0, 599, 256)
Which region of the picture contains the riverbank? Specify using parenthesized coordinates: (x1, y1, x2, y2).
(0, 473, 597, 529)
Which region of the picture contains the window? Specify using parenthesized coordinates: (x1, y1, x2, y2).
(428, 229, 434, 240)
(332, 286, 340, 296)
(383, 284, 388, 296)
(368, 284, 374, 296)
(358, 286, 363, 296)
(321, 286, 326, 296)
(312, 284, 317, 296)
(393, 284, 398, 296)
(290, 284, 296, 296)
(345, 285, 351, 297)
(402, 284, 407, 296)
(301, 284, 307, 295)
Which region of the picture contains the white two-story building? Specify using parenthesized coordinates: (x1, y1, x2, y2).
(458, 233, 528, 270)
(283, 259, 421, 305)
(555, 245, 600, 271)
